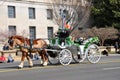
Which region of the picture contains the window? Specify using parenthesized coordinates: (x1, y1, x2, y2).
(29, 26, 36, 39)
(8, 6, 16, 18)
(8, 26, 16, 36)
(63, 0, 71, 2)
(47, 27, 53, 38)
(47, 9, 53, 20)
(29, 7, 35, 19)
(77, 0, 81, 2)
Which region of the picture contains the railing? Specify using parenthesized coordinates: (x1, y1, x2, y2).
(0, 49, 20, 56)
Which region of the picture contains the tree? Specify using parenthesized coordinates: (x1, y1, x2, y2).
(91, 0, 120, 30)
(0, 29, 9, 43)
(91, 27, 118, 46)
(49, 0, 92, 34)
(19, 30, 29, 38)
(76, 27, 118, 46)
(0, 29, 29, 44)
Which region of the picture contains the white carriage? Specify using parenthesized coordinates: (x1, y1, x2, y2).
(47, 29, 101, 66)
(46, 0, 101, 66)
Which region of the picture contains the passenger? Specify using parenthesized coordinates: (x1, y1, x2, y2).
(33, 53, 39, 60)
(0, 53, 6, 63)
(7, 54, 14, 63)
(114, 41, 119, 53)
(3, 44, 9, 50)
(74, 37, 84, 45)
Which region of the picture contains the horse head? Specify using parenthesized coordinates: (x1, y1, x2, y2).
(8, 36, 14, 49)
(8, 35, 26, 49)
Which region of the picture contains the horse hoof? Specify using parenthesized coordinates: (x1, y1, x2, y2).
(18, 67, 22, 69)
(43, 62, 48, 66)
(18, 65, 23, 69)
(40, 60, 43, 64)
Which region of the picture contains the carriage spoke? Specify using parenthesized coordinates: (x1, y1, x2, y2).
(87, 44, 101, 63)
(59, 49, 72, 65)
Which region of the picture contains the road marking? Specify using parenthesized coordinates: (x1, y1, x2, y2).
(0, 67, 43, 73)
(0, 69, 19, 73)
(103, 67, 120, 70)
(0, 65, 64, 73)
(98, 60, 120, 64)
(0, 60, 120, 73)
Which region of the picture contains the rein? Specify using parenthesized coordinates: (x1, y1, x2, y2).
(16, 38, 46, 52)
(9, 35, 47, 52)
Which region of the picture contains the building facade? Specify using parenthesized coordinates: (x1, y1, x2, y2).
(0, 0, 59, 42)
(0, 0, 87, 43)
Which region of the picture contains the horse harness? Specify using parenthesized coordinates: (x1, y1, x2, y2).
(8, 37, 46, 52)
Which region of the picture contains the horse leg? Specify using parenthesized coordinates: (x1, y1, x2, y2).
(26, 53, 33, 68)
(42, 50, 48, 66)
(39, 52, 44, 64)
(18, 52, 26, 68)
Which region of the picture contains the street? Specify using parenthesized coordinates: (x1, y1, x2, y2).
(0, 54, 120, 80)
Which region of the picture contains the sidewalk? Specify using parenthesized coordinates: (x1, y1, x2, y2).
(102, 53, 120, 57)
(14, 56, 21, 61)
(108, 53, 120, 56)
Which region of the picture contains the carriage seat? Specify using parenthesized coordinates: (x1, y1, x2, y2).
(49, 36, 74, 48)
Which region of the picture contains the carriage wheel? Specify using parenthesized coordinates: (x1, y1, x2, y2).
(48, 52, 59, 65)
(72, 50, 86, 63)
(86, 44, 101, 63)
(59, 49, 72, 65)
(48, 56, 59, 65)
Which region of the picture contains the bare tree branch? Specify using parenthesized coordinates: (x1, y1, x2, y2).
(50, 0, 92, 35)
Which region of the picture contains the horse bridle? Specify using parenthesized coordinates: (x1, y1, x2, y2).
(8, 38, 14, 46)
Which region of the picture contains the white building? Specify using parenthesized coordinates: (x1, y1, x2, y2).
(0, 0, 59, 41)
(0, 0, 87, 44)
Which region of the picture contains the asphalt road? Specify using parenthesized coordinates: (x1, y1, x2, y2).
(0, 54, 120, 80)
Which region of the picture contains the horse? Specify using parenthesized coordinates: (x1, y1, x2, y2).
(8, 35, 48, 68)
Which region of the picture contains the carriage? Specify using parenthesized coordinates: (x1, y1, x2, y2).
(47, 28, 101, 65)
(7, 2, 101, 68)
(8, 27, 101, 68)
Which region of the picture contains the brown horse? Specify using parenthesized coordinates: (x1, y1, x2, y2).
(8, 35, 48, 68)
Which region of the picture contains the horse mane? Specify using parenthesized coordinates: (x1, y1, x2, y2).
(10, 35, 47, 45)
(10, 35, 29, 43)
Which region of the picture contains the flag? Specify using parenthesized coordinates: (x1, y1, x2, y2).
(64, 17, 72, 29)
(65, 23, 71, 29)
